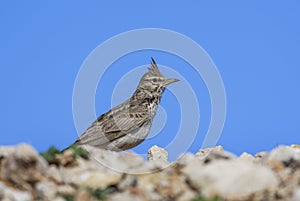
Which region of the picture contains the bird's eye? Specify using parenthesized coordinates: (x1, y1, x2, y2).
(152, 78, 158, 82)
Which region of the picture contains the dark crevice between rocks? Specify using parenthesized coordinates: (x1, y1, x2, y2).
(184, 177, 199, 193)
(282, 158, 300, 172)
(203, 154, 231, 165)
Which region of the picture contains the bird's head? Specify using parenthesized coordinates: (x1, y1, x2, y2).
(137, 58, 179, 94)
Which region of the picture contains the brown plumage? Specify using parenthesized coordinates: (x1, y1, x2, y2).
(70, 58, 179, 151)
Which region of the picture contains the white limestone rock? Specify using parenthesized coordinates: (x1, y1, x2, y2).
(182, 159, 279, 199)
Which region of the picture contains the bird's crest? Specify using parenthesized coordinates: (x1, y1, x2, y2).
(147, 58, 164, 77)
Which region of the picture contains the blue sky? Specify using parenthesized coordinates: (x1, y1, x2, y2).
(1, 1, 299, 159)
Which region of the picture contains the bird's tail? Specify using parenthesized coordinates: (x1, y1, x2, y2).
(60, 146, 70, 153)
(60, 140, 79, 153)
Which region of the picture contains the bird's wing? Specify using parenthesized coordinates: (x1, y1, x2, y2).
(75, 102, 149, 147)
(99, 104, 148, 137)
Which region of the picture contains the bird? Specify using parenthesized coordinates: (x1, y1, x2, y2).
(69, 58, 179, 152)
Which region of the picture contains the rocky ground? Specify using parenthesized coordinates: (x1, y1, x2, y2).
(0, 144, 300, 201)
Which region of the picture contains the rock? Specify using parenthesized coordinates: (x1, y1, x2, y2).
(0, 182, 5, 200)
(55, 149, 75, 166)
(175, 153, 195, 167)
(35, 181, 57, 200)
(272, 165, 300, 199)
(267, 146, 300, 162)
(0, 182, 33, 201)
(133, 172, 168, 200)
(197, 149, 236, 164)
(136, 172, 164, 190)
(60, 155, 108, 185)
(177, 189, 197, 201)
(154, 174, 190, 200)
(0, 143, 48, 191)
(81, 145, 146, 173)
(116, 152, 146, 173)
(182, 159, 279, 199)
(1, 143, 300, 201)
(109, 191, 145, 201)
(75, 189, 93, 201)
(0, 146, 15, 158)
(52, 197, 66, 201)
(83, 145, 169, 174)
(8, 190, 33, 201)
(72, 170, 122, 189)
(57, 185, 76, 195)
(254, 151, 268, 160)
(118, 175, 138, 190)
(239, 152, 257, 163)
(292, 187, 300, 201)
(266, 146, 300, 170)
(148, 145, 168, 162)
(47, 165, 63, 184)
(291, 144, 300, 151)
(144, 160, 170, 172)
(195, 145, 224, 157)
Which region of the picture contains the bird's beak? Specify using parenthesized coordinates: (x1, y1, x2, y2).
(164, 78, 180, 86)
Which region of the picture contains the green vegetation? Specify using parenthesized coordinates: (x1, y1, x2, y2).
(87, 187, 115, 201)
(69, 145, 90, 160)
(40, 146, 60, 164)
(61, 194, 74, 201)
(40, 145, 90, 166)
(191, 195, 221, 201)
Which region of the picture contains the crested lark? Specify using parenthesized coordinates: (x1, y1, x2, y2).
(70, 58, 179, 151)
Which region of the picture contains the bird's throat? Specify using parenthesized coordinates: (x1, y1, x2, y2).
(147, 102, 158, 116)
